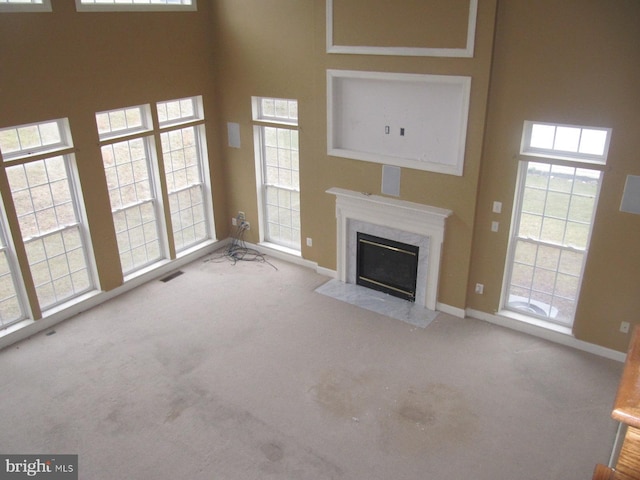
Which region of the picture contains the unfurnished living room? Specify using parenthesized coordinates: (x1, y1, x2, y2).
(0, 1, 638, 479)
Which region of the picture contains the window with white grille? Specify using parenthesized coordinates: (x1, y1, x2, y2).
(76, 0, 195, 12)
(96, 105, 165, 275)
(503, 121, 610, 326)
(0, 218, 25, 327)
(96, 96, 212, 275)
(0, 0, 51, 12)
(252, 97, 301, 251)
(157, 96, 210, 252)
(0, 119, 96, 312)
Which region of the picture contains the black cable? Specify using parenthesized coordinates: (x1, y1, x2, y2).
(203, 221, 278, 270)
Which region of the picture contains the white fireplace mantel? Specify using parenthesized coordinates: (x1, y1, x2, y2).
(327, 187, 452, 311)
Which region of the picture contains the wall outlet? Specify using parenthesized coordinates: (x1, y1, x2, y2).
(492, 201, 502, 214)
(475, 283, 484, 294)
(620, 321, 631, 334)
(491, 221, 499, 232)
(231, 217, 237, 226)
(306, 237, 313, 247)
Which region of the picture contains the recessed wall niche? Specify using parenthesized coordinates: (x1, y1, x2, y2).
(327, 69, 471, 176)
(327, 0, 478, 57)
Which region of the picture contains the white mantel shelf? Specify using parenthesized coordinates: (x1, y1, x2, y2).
(327, 187, 453, 311)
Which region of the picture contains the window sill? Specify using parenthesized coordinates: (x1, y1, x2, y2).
(497, 308, 573, 336)
(258, 241, 301, 258)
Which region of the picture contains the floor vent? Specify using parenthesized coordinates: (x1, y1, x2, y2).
(160, 271, 184, 283)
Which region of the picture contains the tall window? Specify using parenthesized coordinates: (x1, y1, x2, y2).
(157, 97, 210, 252)
(503, 121, 610, 326)
(252, 97, 301, 251)
(0, 119, 96, 312)
(96, 96, 212, 276)
(0, 219, 25, 327)
(97, 105, 165, 275)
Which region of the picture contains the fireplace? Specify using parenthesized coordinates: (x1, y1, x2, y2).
(357, 233, 419, 301)
(327, 188, 452, 311)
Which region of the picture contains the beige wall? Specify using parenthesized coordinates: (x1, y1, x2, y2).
(211, 0, 498, 311)
(213, 0, 640, 352)
(468, 0, 640, 352)
(1, 1, 639, 352)
(0, 2, 228, 302)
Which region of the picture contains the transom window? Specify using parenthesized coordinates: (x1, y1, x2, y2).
(521, 121, 611, 164)
(0, 0, 51, 12)
(0, 119, 71, 160)
(76, 0, 195, 12)
(503, 121, 610, 326)
(253, 98, 298, 125)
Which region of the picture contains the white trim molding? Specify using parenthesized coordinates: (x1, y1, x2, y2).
(0, 1, 51, 12)
(467, 308, 626, 362)
(326, 0, 477, 58)
(75, 0, 196, 12)
(327, 69, 471, 176)
(327, 187, 452, 311)
(0, 239, 224, 351)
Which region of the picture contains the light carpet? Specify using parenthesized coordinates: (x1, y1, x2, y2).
(0, 252, 623, 479)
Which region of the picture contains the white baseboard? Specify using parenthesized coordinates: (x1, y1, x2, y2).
(316, 266, 337, 278)
(437, 302, 466, 318)
(466, 308, 626, 362)
(3, 235, 623, 364)
(0, 239, 227, 351)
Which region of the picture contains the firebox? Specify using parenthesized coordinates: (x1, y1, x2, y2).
(356, 232, 419, 302)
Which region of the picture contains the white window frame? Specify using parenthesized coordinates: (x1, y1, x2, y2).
(0, 200, 30, 328)
(252, 97, 298, 127)
(0, 118, 73, 162)
(96, 96, 214, 276)
(157, 96, 214, 254)
(0, 118, 99, 314)
(0, 1, 51, 13)
(502, 120, 611, 327)
(520, 120, 611, 165)
(75, 0, 196, 12)
(96, 104, 169, 277)
(252, 96, 301, 253)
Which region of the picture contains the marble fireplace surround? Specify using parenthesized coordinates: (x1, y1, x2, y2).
(327, 188, 452, 311)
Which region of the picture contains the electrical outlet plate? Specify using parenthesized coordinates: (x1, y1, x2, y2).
(475, 283, 484, 294)
(620, 321, 630, 334)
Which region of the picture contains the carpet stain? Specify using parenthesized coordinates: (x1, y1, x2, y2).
(260, 442, 284, 462)
(308, 369, 372, 419)
(381, 383, 479, 455)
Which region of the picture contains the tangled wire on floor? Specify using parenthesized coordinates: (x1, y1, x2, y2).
(204, 222, 278, 270)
